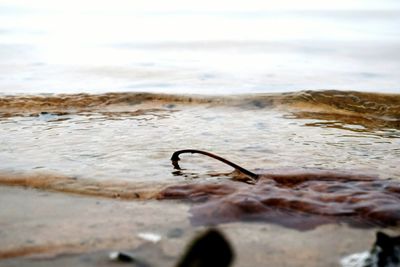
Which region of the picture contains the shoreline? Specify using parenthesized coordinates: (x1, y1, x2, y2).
(1, 89, 399, 266)
(2, 185, 399, 267)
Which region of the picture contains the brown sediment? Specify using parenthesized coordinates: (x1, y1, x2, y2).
(163, 149, 400, 229)
(278, 90, 400, 132)
(1, 90, 399, 120)
(0, 172, 167, 200)
(0, 92, 217, 116)
(158, 172, 400, 230)
(281, 90, 400, 118)
(0, 244, 65, 259)
(0, 242, 93, 260)
(288, 111, 400, 131)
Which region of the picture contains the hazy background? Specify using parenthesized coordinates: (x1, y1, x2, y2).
(0, 0, 399, 94)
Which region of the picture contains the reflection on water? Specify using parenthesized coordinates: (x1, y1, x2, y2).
(287, 112, 400, 138)
(0, 92, 399, 183)
(0, 1, 400, 94)
(0, 91, 399, 232)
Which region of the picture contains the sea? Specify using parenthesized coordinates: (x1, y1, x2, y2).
(0, 1, 399, 210)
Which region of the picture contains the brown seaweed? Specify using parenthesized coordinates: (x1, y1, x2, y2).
(159, 150, 400, 230)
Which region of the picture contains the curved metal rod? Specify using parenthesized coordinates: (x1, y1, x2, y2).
(171, 149, 259, 181)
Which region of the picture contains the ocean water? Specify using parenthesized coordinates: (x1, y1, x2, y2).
(0, 1, 399, 229)
(0, 0, 400, 94)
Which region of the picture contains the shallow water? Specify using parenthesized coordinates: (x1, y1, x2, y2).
(0, 91, 399, 182)
(1, 91, 400, 231)
(1, 2, 400, 265)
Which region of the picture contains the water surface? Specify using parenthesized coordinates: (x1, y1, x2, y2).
(1, 1, 399, 94)
(1, 1, 400, 233)
(1, 91, 398, 182)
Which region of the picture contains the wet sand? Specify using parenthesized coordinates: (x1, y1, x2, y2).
(0, 91, 399, 266)
(1, 185, 399, 267)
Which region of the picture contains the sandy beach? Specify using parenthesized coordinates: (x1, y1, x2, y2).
(0, 91, 399, 266)
(1, 1, 400, 266)
(3, 185, 399, 267)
